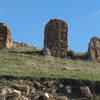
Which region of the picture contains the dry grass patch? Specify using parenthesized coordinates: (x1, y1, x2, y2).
(0, 48, 100, 81)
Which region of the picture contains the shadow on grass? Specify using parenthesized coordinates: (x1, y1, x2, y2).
(2, 48, 89, 61)
(67, 51, 89, 61)
(8, 50, 44, 55)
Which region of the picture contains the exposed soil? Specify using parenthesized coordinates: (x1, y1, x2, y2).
(0, 76, 100, 100)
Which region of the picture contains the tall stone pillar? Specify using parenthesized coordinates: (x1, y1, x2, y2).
(44, 19, 68, 57)
(0, 23, 13, 49)
(88, 36, 100, 62)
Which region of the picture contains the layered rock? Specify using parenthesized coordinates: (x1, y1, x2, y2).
(88, 36, 100, 62)
(44, 19, 68, 57)
(0, 23, 13, 49)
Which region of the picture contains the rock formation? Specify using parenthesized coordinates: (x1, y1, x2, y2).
(13, 41, 29, 48)
(0, 23, 13, 49)
(44, 19, 68, 57)
(88, 36, 100, 62)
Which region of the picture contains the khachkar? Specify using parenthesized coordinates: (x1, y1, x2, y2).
(44, 19, 68, 57)
(0, 23, 13, 49)
(88, 36, 100, 62)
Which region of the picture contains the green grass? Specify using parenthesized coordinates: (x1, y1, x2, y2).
(0, 48, 100, 81)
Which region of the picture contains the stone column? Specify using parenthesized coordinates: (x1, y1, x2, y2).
(44, 19, 68, 57)
(0, 23, 13, 49)
(88, 36, 100, 62)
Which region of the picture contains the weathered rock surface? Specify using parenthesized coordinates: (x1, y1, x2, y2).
(88, 36, 100, 62)
(0, 23, 13, 49)
(44, 19, 68, 57)
(12, 41, 38, 51)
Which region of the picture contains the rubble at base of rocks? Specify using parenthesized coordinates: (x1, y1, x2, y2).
(12, 41, 35, 50)
(0, 78, 100, 100)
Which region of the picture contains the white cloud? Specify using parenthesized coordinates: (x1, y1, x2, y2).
(96, 10, 100, 14)
(93, 10, 100, 15)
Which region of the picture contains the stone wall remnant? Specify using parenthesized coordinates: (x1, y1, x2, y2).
(0, 23, 13, 49)
(44, 19, 68, 57)
(88, 36, 100, 62)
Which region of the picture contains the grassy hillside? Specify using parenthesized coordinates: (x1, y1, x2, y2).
(0, 48, 100, 81)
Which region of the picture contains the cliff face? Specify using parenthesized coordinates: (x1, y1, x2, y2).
(0, 23, 13, 49)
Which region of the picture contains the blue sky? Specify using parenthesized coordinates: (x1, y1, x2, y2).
(0, 0, 100, 52)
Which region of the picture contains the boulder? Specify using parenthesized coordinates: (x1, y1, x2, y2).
(44, 19, 68, 57)
(12, 84, 30, 95)
(38, 92, 53, 100)
(80, 86, 92, 98)
(9, 89, 21, 100)
(88, 36, 100, 62)
(0, 87, 12, 95)
(43, 48, 51, 56)
(0, 23, 13, 49)
(0, 95, 5, 100)
(0, 88, 21, 100)
(56, 96, 69, 100)
(20, 95, 29, 100)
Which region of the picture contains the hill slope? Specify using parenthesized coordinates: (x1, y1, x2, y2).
(0, 48, 100, 81)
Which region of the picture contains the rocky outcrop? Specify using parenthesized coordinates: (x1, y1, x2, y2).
(13, 41, 31, 48)
(44, 19, 68, 57)
(12, 41, 37, 50)
(0, 23, 13, 49)
(88, 37, 100, 62)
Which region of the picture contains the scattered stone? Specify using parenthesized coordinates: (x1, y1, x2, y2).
(20, 95, 29, 100)
(12, 84, 30, 95)
(0, 23, 13, 49)
(56, 96, 69, 100)
(0, 88, 12, 96)
(88, 36, 100, 62)
(38, 92, 52, 100)
(0, 88, 21, 100)
(44, 19, 68, 57)
(0, 95, 5, 100)
(80, 86, 92, 98)
(10, 89, 21, 100)
(12, 41, 34, 50)
(44, 92, 49, 98)
(13, 41, 27, 48)
(43, 48, 51, 56)
(0, 78, 99, 100)
(30, 87, 36, 94)
(34, 81, 45, 90)
(64, 86, 72, 94)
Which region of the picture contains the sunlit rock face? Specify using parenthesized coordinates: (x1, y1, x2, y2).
(44, 19, 68, 57)
(0, 23, 13, 49)
(88, 36, 100, 62)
